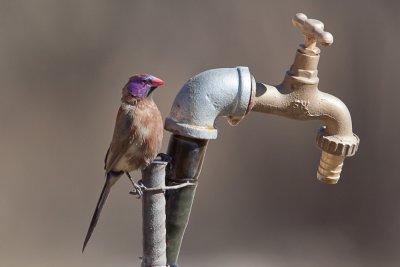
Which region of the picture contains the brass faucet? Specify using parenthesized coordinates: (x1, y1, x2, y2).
(250, 13, 359, 184)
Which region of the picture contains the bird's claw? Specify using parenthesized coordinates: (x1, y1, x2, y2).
(129, 180, 145, 199)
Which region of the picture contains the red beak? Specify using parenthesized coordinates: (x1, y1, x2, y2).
(151, 77, 164, 87)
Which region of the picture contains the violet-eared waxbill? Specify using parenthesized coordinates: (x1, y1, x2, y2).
(82, 74, 165, 252)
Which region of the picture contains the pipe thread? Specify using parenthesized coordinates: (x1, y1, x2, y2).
(317, 151, 345, 184)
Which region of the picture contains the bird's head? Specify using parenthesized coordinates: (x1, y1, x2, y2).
(125, 74, 164, 99)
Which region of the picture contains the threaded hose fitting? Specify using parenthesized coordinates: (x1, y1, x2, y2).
(317, 151, 345, 184)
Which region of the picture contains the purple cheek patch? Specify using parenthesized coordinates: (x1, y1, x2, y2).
(127, 83, 136, 94)
(128, 82, 148, 98)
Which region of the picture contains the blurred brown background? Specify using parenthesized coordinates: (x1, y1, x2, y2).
(1, 0, 399, 266)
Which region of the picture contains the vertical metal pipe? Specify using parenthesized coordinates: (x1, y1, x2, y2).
(165, 135, 208, 267)
(141, 160, 168, 267)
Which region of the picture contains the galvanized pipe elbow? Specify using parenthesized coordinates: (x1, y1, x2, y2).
(165, 66, 254, 140)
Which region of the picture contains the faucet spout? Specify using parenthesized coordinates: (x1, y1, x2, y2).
(251, 81, 359, 184)
(251, 82, 354, 137)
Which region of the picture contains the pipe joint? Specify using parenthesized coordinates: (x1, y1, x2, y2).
(165, 66, 254, 140)
(316, 127, 359, 184)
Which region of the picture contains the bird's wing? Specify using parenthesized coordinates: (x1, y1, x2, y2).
(104, 105, 136, 173)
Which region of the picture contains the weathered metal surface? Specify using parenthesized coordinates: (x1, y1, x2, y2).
(251, 13, 360, 183)
(141, 160, 168, 267)
(161, 13, 360, 266)
(164, 66, 254, 139)
(165, 135, 208, 267)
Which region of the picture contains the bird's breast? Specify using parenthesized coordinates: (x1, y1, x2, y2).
(115, 99, 163, 172)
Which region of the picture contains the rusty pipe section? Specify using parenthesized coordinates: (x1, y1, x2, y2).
(250, 13, 359, 184)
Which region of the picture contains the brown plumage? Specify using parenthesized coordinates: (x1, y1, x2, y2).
(83, 74, 164, 252)
(105, 98, 163, 174)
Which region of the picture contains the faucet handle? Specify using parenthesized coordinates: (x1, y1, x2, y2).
(292, 13, 334, 52)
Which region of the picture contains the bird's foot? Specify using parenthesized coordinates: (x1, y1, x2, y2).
(126, 172, 145, 199)
(129, 180, 146, 199)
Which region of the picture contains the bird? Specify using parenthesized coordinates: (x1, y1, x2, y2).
(82, 74, 165, 252)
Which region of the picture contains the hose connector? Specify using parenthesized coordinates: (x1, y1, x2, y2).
(316, 127, 360, 184)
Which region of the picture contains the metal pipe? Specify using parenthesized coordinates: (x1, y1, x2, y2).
(165, 135, 208, 267)
(141, 160, 168, 267)
(164, 67, 254, 266)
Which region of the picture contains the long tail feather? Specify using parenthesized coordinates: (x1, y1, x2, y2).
(82, 172, 119, 252)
